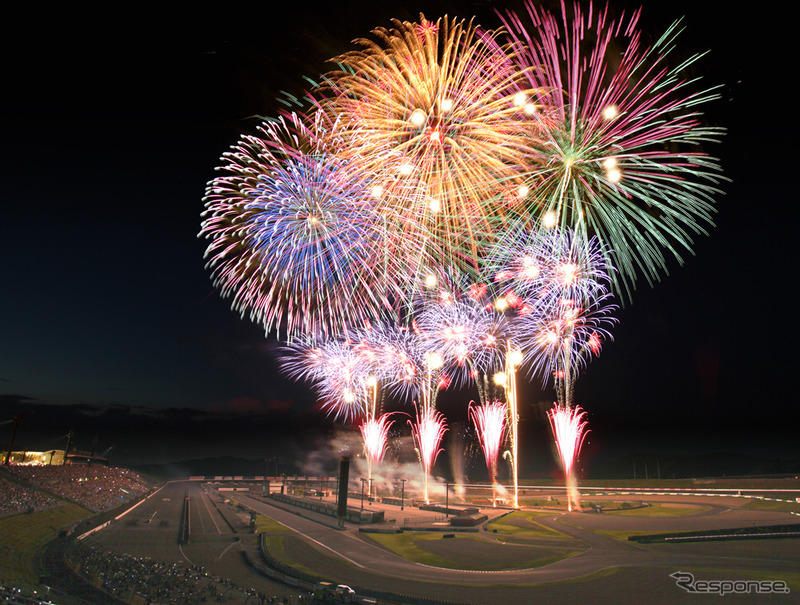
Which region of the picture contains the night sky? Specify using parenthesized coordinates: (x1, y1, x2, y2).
(2, 2, 796, 473)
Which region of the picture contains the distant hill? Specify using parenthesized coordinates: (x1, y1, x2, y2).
(587, 451, 800, 480)
(134, 455, 302, 479)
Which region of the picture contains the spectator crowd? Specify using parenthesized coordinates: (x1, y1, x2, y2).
(71, 541, 299, 604)
(0, 477, 57, 518)
(6, 465, 151, 512)
(0, 583, 56, 604)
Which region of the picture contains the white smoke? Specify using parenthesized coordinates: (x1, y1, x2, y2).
(297, 425, 459, 502)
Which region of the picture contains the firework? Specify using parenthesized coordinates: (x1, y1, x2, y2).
(501, 0, 726, 298)
(280, 338, 373, 422)
(360, 414, 394, 465)
(200, 113, 426, 341)
(469, 401, 507, 507)
(360, 413, 395, 488)
(316, 15, 536, 270)
(488, 224, 613, 312)
(522, 294, 616, 408)
(547, 403, 589, 512)
(410, 404, 448, 504)
(417, 290, 510, 390)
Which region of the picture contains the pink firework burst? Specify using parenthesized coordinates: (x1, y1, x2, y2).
(547, 403, 589, 511)
(280, 338, 369, 422)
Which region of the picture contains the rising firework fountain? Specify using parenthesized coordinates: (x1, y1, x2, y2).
(359, 413, 394, 496)
(410, 350, 448, 504)
(469, 401, 507, 507)
(548, 403, 589, 512)
(410, 405, 447, 505)
(494, 346, 524, 508)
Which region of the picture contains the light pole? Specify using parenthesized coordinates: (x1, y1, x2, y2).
(445, 481, 450, 517)
(368, 478, 374, 505)
(360, 478, 367, 511)
(5, 413, 24, 466)
(400, 479, 406, 510)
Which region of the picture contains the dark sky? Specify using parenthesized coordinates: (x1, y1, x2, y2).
(1, 2, 797, 471)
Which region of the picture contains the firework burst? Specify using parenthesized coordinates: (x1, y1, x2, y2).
(522, 294, 616, 407)
(200, 113, 424, 341)
(488, 224, 613, 311)
(280, 338, 372, 422)
(417, 289, 511, 390)
(501, 0, 726, 297)
(316, 14, 536, 270)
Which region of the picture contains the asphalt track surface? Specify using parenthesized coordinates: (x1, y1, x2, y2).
(87, 481, 301, 601)
(90, 481, 800, 605)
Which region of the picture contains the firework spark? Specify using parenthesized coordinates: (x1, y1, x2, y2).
(501, 0, 726, 297)
(547, 403, 589, 512)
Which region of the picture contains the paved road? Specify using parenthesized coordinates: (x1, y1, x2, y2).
(88, 481, 304, 602)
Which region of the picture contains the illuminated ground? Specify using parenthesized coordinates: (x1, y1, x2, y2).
(82, 480, 800, 604)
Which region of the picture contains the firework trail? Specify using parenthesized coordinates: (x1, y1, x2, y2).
(501, 0, 726, 298)
(200, 113, 429, 341)
(548, 403, 589, 511)
(493, 345, 525, 508)
(410, 404, 448, 504)
(469, 401, 508, 507)
(316, 15, 536, 271)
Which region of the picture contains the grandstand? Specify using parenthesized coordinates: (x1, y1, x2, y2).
(2, 449, 106, 466)
(0, 463, 156, 603)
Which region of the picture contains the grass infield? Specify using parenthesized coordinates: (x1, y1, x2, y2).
(0, 503, 90, 589)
